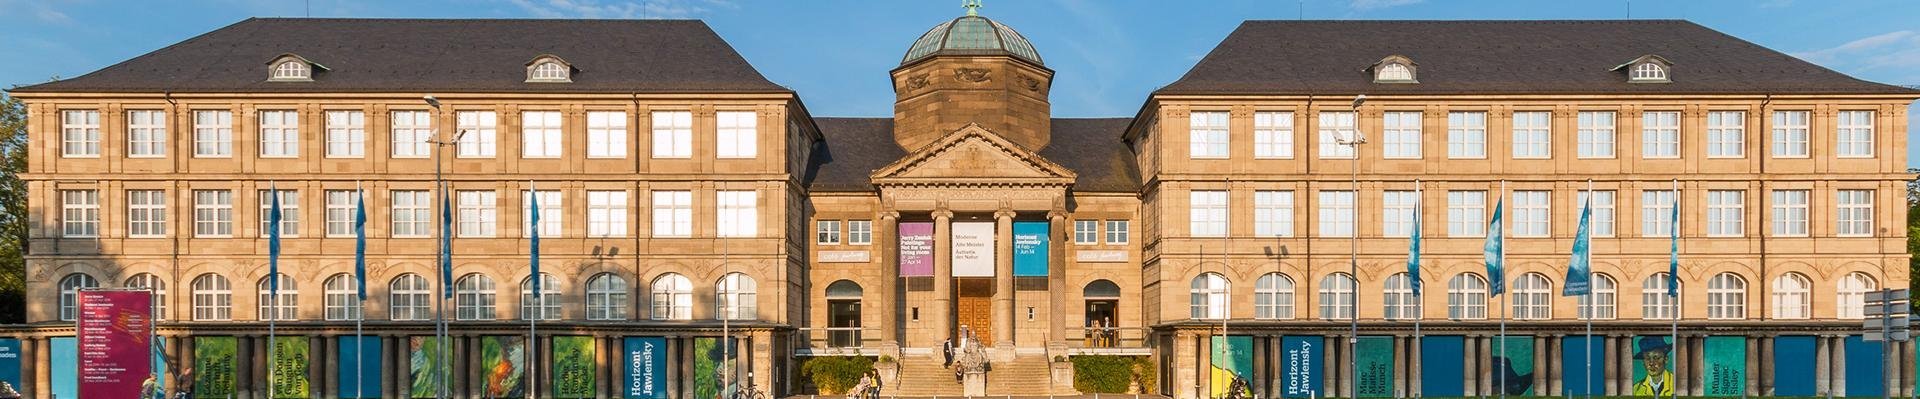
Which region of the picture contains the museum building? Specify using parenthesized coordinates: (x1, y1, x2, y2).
(6, 7, 1920, 399)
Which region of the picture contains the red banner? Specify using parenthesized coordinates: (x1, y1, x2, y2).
(77, 290, 152, 398)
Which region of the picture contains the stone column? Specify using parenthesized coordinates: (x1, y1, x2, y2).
(1746, 335, 1760, 396)
(1902, 339, 1915, 396)
(321, 335, 337, 399)
(1690, 335, 1705, 396)
(1833, 335, 1848, 397)
(21, 337, 36, 399)
(993, 209, 1015, 348)
(1604, 335, 1620, 396)
(1046, 209, 1069, 345)
(1760, 335, 1775, 396)
(932, 208, 954, 345)
(1816, 335, 1831, 397)
(1324, 335, 1340, 397)
(1393, 336, 1407, 397)
(1338, 334, 1353, 399)
(1478, 336, 1493, 396)
(1538, 335, 1553, 396)
(237, 335, 254, 399)
(878, 212, 900, 347)
(382, 335, 398, 399)
(1463, 335, 1478, 397)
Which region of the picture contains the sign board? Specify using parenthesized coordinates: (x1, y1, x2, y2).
(817, 251, 870, 263)
(1865, 315, 1911, 329)
(950, 222, 995, 277)
(76, 290, 152, 399)
(1012, 221, 1049, 276)
(622, 337, 668, 399)
(898, 222, 934, 276)
(1864, 331, 1910, 342)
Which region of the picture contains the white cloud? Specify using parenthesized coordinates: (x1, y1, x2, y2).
(0, 0, 74, 24)
(1790, 30, 1920, 84)
(1349, 0, 1424, 11)
(506, 0, 724, 19)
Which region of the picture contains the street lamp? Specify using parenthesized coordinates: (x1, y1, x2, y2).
(422, 95, 465, 399)
(1335, 94, 1367, 399)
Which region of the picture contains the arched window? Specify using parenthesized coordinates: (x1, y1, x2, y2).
(1318, 273, 1356, 320)
(826, 280, 864, 348)
(257, 274, 298, 321)
(1382, 272, 1418, 320)
(1377, 63, 1414, 81)
(389, 274, 431, 321)
(1706, 272, 1747, 320)
(586, 273, 629, 321)
(530, 62, 569, 81)
(58, 273, 98, 321)
(651, 273, 692, 320)
(1512, 273, 1552, 320)
(191, 273, 232, 321)
(1447, 273, 1488, 320)
(455, 273, 497, 321)
(1771, 272, 1812, 320)
(1837, 272, 1878, 319)
(1641, 273, 1681, 320)
(124, 273, 167, 321)
(717, 273, 757, 321)
(271, 60, 310, 81)
(1254, 273, 1295, 320)
(1083, 280, 1121, 299)
(1577, 273, 1617, 320)
(520, 273, 561, 321)
(1631, 63, 1667, 81)
(323, 273, 361, 321)
(1189, 273, 1229, 320)
(827, 280, 864, 299)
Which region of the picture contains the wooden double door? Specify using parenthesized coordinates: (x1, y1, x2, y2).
(954, 278, 994, 344)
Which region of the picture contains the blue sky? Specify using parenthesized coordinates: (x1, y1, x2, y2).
(3, 0, 1917, 161)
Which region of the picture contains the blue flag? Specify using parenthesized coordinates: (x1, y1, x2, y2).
(1484, 197, 1505, 297)
(439, 185, 453, 299)
(1563, 194, 1593, 296)
(1406, 188, 1423, 296)
(529, 186, 542, 299)
(1667, 189, 1679, 298)
(352, 188, 368, 301)
(267, 184, 282, 295)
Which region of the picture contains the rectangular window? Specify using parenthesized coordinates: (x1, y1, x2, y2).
(816, 220, 841, 245)
(1641, 190, 1677, 237)
(1447, 191, 1486, 237)
(716, 190, 757, 237)
(1318, 190, 1355, 237)
(1189, 190, 1228, 237)
(1576, 111, 1615, 158)
(1511, 190, 1550, 237)
(1105, 220, 1129, 244)
(258, 189, 300, 237)
(1574, 190, 1616, 237)
(522, 190, 562, 237)
(127, 190, 166, 237)
(1642, 111, 1680, 158)
(457, 190, 497, 238)
(62, 110, 100, 157)
(1381, 111, 1422, 159)
(390, 190, 431, 238)
(259, 110, 299, 157)
(652, 191, 692, 237)
(1382, 190, 1416, 237)
(456, 111, 497, 158)
(325, 190, 358, 237)
(1771, 190, 1809, 237)
(1318, 112, 1357, 159)
(1836, 189, 1874, 237)
(1447, 111, 1487, 158)
(127, 110, 167, 158)
(1772, 110, 1809, 157)
(1836, 110, 1875, 158)
(1254, 191, 1294, 237)
(61, 190, 99, 237)
(1253, 111, 1293, 159)
(587, 190, 628, 237)
(193, 110, 233, 157)
(1707, 111, 1745, 158)
(848, 220, 873, 245)
(391, 111, 433, 158)
(652, 111, 693, 158)
(1074, 220, 1098, 244)
(1706, 190, 1744, 237)
(325, 110, 365, 158)
(716, 111, 757, 158)
(193, 190, 233, 237)
(1511, 111, 1551, 159)
(1188, 111, 1229, 159)
(521, 111, 563, 158)
(587, 111, 627, 158)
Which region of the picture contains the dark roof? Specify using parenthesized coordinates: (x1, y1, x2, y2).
(806, 117, 1139, 193)
(1159, 20, 1920, 96)
(11, 18, 787, 94)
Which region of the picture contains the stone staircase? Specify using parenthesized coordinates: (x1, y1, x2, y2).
(883, 351, 1064, 396)
(886, 355, 966, 396)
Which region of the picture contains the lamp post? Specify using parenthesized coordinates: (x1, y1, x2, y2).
(1338, 95, 1368, 399)
(423, 96, 465, 399)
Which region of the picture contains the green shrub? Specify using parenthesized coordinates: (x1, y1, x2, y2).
(1072, 355, 1148, 393)
(800, 355, 874, 395)
(1131, 357, 1156, 394)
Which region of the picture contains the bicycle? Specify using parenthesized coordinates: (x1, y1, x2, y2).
(733, 371, 769, 399)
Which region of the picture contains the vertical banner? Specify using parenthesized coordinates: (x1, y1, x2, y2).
(1209, 336, 1253, 398)
(409, 336, 446, 398)
(1419, 336, 1465, 397)
(1703, 336, 1746, 396)
(192, 336, 237, 399)
(271, 336, 311, 398)
(0, 338, 19, 394)
(482, 335, 529, 398)
(1491, 336, 1534, 396)
(693, 337, 739, 399)
(1630, 336, 1675, 397)
(1559, 336, 1605, 396)
(898, 222, 934, 276)
(50, 337, 76, 399)
(623, 337, 668, 399)
(337, 336, 382, 399)
(77, 290, 151, 398)
(1355, 336, 1395, 398)
(1279, 335, 1321, 399)
(1012, 221, 1050, 276)
(1772, 336, 1817, 396)
(1845, 335, 1883, 397)
(950, 222, 996, 277)
(552, 336, 596, 399)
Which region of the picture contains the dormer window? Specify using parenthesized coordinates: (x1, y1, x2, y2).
(1378, 64, 1413, 81)
(1370, 55, 1417, 84)
(1631, 63, 1667, 81)
(1615, 54, 1673, 83)
(525, 55, 573, 83)
(265, 54, 322, 82)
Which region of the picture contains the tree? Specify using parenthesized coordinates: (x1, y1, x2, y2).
(1910, 168, 1920, 299)
(0, 94, 24, 323)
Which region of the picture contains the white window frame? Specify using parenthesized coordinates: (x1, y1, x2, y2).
(1641, 190, 1676, 238)
(1188, 111, 1229, 159)
(1074, 220, 1098, 244)
(190, 274, 230, 321)
(521, 111, 563, 158)
(1253, 111, 1293, 159)
(1631, 63, 1667, 81)
(61, 110, 101, 157)
(124, 273, 167, 320)
(127, 190, 167, 238)
(1576, 111, 1615, 158)
(1190, 273, 1229, 320)
(1836, 189, 1874, 237)
(127, 110, 167, 158)
(192, 110, 233, 158)
(324, 274, 362, 321)
(324, 190, 358, 237)
(816, 220, 841, 245)
(454, 274, 497, 321)
(1447, 273, 1489, 320)
(390, 190, 431, 238)
(258, 189, 300, 237)
(1253, 273, 1294, 320)
(1381, 111, 1421, 159)
(193, 190, 233, 237)
(1771, 111, 1810, 158)
(716, 273, 757, 321)
(522, 190, 562, 237)
(651, 111, 693, 159)
(457, 190, 498, 238)
(1104, 220, 1129, 244)
(60, 274, 99, 321)
(1641, 273, 1681, 320)
(258, 110, 299, 158)
(1707, 111, 1745, 158)
(652, 191, 692, 237)
(1189, 190, 1228, 237)
(1317, 273, 1356, 320)
(651, 273, 693, 321)
(1382, 273, 1420, 320)
(1577, 273, 1617, 320)
(1381, 190, 1415, 237)
(325, 110, 365, 158)
(1511, 273, 1552, 320)
(1318, 112, 1357, 159)
(1706, 273, 1747, 320)
(716, 111, 757, 159)
(849, 220, 874, 245)
(1511, 190, 1550, 237)
(390, 110, 433, 158)
(1319, 190, 1355, 238)
(1771, 272, 1811, 320)
(587, 111, 627, 158)
(1771, 190, 1809, 237)
(1836, 110, 1875, 158)
(1706, 190, 1744, 237)
(256, 274, 298, 321)
(1575, 190, 1616, 237)
(586, 273, 629, 321)
(1253, 190, 1294, 237)
(1447, 111, 1486, 159)
(61, 190, 100, 238)
(1447, 190, 1486, 237)
(1642, 111, 1680, 159)
(388, 274, 432, 321)
(716, 190, 757, 238)
(587, 190, 628, 237)
(1510, 111, 1551, 159)
(520, 273, 561, 321)
(1837, 272, 1877, 320)
(456, 111, 497, 158)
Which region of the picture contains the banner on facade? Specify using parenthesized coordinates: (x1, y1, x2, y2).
(1419, 336, 1464, 397)
(193, 336, 236, 399)
(899, 222, 934, 276)
(0, 338, 19, 394)
(951, 222, 995, 277)
(1846, 335, 1884, 397)
(1355, 336, 1395, 398)
(1492, 336, 1534, 396)
(1630, 336, 1675, 397)
(1280, 336, 1320, 399)
(1208, 336, 1252, 398)
(693, 337, 739, 399)
(76, 290, 151, 399)
(482, 335, 529, 398)
(1559, 335, 1605, 396)
(1772, 336, 1816, 396)
(1012, 221, 1049, 276)
(338, 336, 382, 399)
(49, 337, 76, 399)
(553, 336, 596, 399)
(271, 336, 311, 398)
(623, 337, 668, 399)
(1703, 336, 1746, 396)
(409, 336, 447, 398)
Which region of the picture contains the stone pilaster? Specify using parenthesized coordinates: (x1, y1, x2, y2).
(932, 208, 954, 344)
(993, 208, 1014, 348)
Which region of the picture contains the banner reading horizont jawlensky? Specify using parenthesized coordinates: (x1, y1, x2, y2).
(1280, 336, 1320, 399)
(76, 290, 151, 399)
(623, 337, 667, 399)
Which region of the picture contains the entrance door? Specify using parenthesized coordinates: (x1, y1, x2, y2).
(1084, 300, 1116, 347)
(828, 300, 861, 348)
(954, 278, 994, 345)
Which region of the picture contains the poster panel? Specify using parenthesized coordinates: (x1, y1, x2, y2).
(0, 338, 19, 394)
(50, 337, 76, 399)
(1630, 335, 1676, 397)
(1703, 336, 1746, 396)
(552, 336, 596, 399)
(1559, 335, 1605, 396)
(623, 337, 668, 399)
(1772, 336, 1817, 396)
(1355, 336, 1395, 398)
(482, 335, 529, 398)
(270, 336, 311, 398)
(77, 290, 151, 399)
(409, 336, 447, 398)
(338, 336, 382, 399)
(1419, 336, 1464, 397)
(1012, 221, 1049, 276)
(1279, 335, 1320, 399)
(1208, 336, 1253, 398)
(1845, 335, 1883, 397)
(693, 337, 740, 399)
(192, 336, 237, 399)
(898, 222, 934, 276)
(1491, 336, 1534, 396)
(950, 222, 995, 277)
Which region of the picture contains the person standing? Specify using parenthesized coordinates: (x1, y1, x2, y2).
(941, 337, 954, 368)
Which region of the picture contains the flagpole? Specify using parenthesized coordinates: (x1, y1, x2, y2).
(1496, 179, 1506, 399)
(724, 223, 734, 399)
(1582, 179, 1593, 399)
(529, 180, 541, 399)
(267, 180, 279, 399)
(354, 181, 366, 399)
(1670, 178, 1680, 399)
(1410, 180, 1422, 399)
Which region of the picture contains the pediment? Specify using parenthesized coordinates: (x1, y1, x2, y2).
(871, 123, 1075, 187)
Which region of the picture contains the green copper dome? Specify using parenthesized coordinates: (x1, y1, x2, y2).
(901, 15, 1043, 66)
